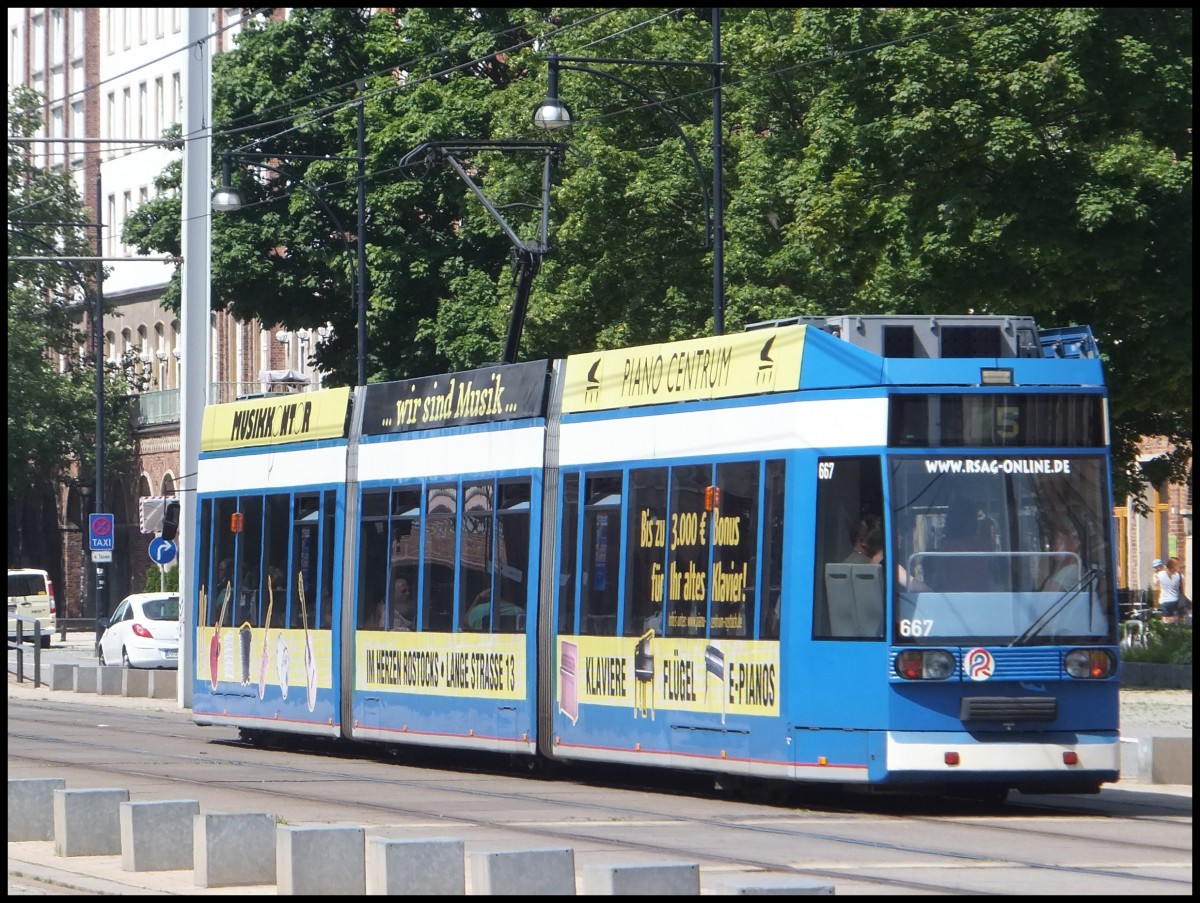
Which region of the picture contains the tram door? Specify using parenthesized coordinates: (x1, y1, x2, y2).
(802, 456, 890, 730)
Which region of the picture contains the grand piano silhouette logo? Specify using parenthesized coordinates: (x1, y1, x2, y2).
(756, 336, 777, 387)
(583, 358, 602, 406)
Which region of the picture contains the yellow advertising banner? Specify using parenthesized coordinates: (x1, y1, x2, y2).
(562, 326, 805, 413)
(557, 635, 779, 724)
(355, 631, 527, 700)
(195, 625, 333, 712)
(201, 386, 351, 451)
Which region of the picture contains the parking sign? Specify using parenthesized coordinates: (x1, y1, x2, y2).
(89, 513, 115, 552)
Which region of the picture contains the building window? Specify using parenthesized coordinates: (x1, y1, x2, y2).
(107, 195, 117, 256)
(105, 92, 116, 160)
(122, 191, 132, 255)
(122, 86, 131, 148)
(9, 27, 22, 84)
(71, 9, 85, 60)
(138, 81, 147, 140)
(71, 101, 84, 170)
(31, 14, 45, 74)
(50, 9, 64, 67)
(154, 76, 164, 139)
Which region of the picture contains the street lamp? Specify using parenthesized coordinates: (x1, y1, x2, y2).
(213, 97, 368, 385)
(532, 10, 726, 335)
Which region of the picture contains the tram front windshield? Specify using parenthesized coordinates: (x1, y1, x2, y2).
(888, 455, 1115, 647)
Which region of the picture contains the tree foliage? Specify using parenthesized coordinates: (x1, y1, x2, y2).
(121, 8, 1192, 503)
(8, 86, 142, 566)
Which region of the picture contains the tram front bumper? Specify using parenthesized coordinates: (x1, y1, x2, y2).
(882, 729, 1120, 784)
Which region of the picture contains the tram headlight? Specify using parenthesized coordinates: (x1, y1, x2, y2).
(895, 649, 956, 680)
(1064, 648, 1115, 679)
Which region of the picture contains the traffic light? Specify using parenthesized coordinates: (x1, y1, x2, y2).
(161, 499, 180, 541)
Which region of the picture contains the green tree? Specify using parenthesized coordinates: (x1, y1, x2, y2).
(719, 8, 1191, 505)
(8, 86, 142, 573)
(121, 8, 1191, 503)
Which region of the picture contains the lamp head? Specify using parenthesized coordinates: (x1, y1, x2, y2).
(212, 185, 244, 213)
(533, 97, 573, 130)
(212, 150, 245, 212)
(532, 53, 572, 130)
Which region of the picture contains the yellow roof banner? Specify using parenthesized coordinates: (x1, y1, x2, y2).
(562, 326, 805, 413)
(201, 386, 351, 452)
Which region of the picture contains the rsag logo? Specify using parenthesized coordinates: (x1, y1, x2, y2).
(964, 647, 995, 681)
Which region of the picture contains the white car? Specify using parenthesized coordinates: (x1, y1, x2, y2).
(8, 568, 57, 648)
(98, 592, 180, 669)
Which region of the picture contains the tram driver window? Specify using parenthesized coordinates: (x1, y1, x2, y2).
(813, 456, 885, 640)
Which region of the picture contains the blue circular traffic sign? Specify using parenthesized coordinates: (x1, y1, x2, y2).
(149, 536, 177, 565)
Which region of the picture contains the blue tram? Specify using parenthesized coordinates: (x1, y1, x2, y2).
(192, 315, 1120, 795)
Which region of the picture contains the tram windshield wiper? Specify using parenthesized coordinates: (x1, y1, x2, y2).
(1010, 566, 1099, 647)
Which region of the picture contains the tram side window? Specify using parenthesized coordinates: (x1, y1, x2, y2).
(760, 460, 786, 640)
(235, 495, 265, 628)
(460, 482, 495, 631)
(358, 489, 390, 630)
(666, 464, 710, 638)
(624, 467, 667, 637)
(263, 494, 290, 628)
(580, 473, 622, 636)
(424, 484, 457, 632)
(813, 456, 885, 640)
(557, 474, 580, 635)
(209, 497, 239, 627)
(291, 494, 320, 630)
(710, 462, 759, 639)
(198, 499, 213, 621)
(494, 480, 531, 633)
(389, 487, 421, 631)
(318, 489, 337, 629)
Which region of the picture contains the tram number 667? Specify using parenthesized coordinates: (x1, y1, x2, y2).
(817, 461, 836, 480)
(899, 619, 934, 637)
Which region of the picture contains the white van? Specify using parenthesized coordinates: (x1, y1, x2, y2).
(8, 568, 57, 647)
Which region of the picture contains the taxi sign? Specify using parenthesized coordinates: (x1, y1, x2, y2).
(89, 513, 115, 552)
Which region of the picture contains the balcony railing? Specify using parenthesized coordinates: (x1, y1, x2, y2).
(133, 382, 318, 427)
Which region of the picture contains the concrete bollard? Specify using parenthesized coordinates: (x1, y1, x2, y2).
(53, 788, 129, 857)
(580, 861, 700, 895)
(148, 669, 178, 699)
(277, 824, 366, 895)
(469, 848, 576, 895)
(365, 836, 465, 895)
(8, 777, 66, 841)
(72, 665, 98, 693)
(120, 800, 200, 872)
(48, 663, 76, 691)
(193, 812, 277, 888)
(1139, 736, 1194, 785)
(707, 873, 836, 895)
(97, 665, 124, 695)
(122, 668, 151, 697)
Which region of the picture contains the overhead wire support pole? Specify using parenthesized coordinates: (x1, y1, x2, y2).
(711, 7, 725, 336)
(356, 93, 368, 387)
(93, 171, 107, 650)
